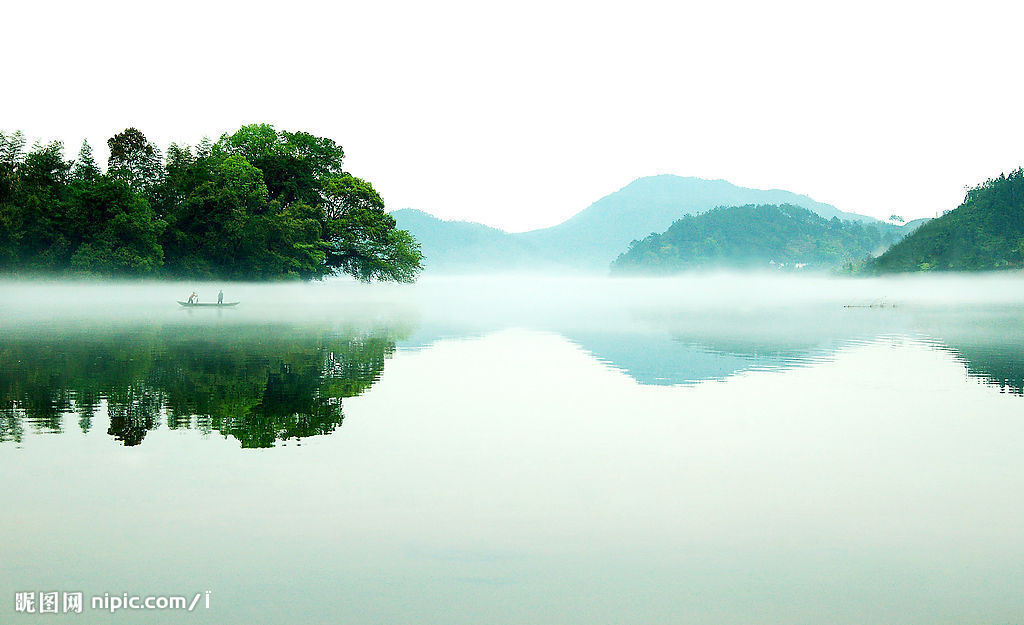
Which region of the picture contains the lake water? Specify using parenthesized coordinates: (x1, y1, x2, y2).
(1, 275, 1023, 624)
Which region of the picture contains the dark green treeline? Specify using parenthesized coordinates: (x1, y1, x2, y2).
(0, 324, 405, 448)
(0, 125, 423, 281)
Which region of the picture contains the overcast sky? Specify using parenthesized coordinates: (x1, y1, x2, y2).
(6, 0, 1023, 231)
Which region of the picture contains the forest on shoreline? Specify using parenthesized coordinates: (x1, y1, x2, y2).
(0, 125, 423, 282)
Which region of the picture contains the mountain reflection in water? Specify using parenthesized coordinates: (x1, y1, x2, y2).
(402, 304, 1024, 396)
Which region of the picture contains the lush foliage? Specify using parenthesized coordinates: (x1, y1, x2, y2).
(0, 125, 422, 281)
(871, 169, 1024, 273)
(610, 204, 903, 274)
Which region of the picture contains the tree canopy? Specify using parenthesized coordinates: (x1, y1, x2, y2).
(0, 125, 423, 281)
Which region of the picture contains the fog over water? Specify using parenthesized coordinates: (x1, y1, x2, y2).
(3, 274, 1022, 373)
(3, 272, 1022, 387)
(3, 271, 1022, 325)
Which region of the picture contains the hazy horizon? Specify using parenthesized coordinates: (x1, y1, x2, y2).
(3, 272, 1022, 323)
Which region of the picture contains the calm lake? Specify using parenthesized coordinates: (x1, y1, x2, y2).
(1, 275, 1022, 624)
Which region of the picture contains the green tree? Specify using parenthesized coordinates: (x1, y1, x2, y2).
(0, 124, 423, 281)
(0, 130, 26, 167)
(13, 140, 74, 270)
(217, 124, 422, 281)
(107, 128, 162, 193)
(65, 177, 165, 276)
(72, 140, 101, 181)
(321, 173, 423, 281)
(217, 124, 345, 205)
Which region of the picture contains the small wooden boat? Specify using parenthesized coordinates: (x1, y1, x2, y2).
(177, 301, 240, 307)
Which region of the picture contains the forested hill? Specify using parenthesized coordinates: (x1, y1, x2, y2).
(611, 204, 903, 274)
(0, 125, 423, 281)
(517, 175, 880, 268)
(871, 169, 1024, 273)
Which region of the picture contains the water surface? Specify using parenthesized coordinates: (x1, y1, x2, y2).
(2, 275, 1022, 624)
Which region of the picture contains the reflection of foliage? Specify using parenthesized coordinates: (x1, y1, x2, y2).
(0, 410, 24, 444)
(915, 309, 1024, 397)
(0, 325, 402, 447)
(954, 346, 1024, 396)
(107, 384, 163, 446)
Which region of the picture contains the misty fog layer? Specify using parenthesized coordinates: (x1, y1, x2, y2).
(2, 272, 1022, 324)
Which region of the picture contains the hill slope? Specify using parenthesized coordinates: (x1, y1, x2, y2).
(610, 204, 902, 273)
(872, 169, 1024, 273)
(394, 175, 882, 272)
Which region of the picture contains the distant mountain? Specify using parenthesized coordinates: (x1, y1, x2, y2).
(518, 175, 878, 267)
(871, 169, 1024, 273)
(610, 204, 904, 274)
(393, 175, 882, 273)
(389, 209, 536, 272)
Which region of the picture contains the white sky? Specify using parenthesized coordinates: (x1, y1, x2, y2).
(5, 0, 1023, 231)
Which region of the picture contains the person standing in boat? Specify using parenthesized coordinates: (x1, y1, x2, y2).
(187, 291, 198, 304)
(217, 290, 224, 305)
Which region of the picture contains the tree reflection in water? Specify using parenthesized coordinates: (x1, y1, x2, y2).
(0, 325, 404, 447)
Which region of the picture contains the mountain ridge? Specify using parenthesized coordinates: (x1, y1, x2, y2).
(392, 175, 884, 272)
